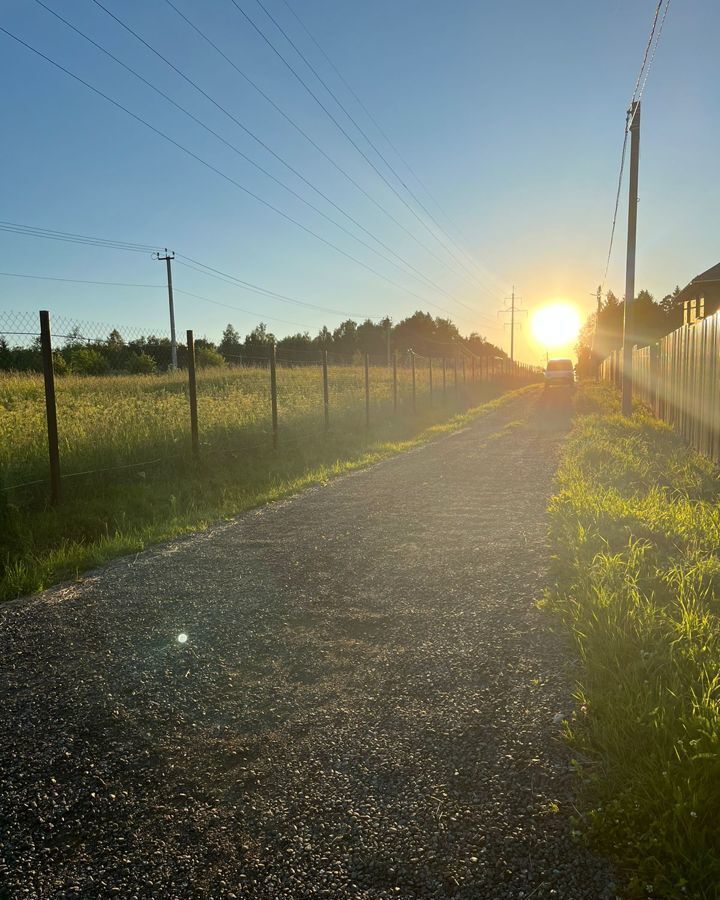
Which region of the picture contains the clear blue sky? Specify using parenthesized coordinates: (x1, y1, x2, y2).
(1, 0, 717, 362)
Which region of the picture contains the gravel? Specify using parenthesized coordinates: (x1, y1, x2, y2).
(0, 388, 616, 899)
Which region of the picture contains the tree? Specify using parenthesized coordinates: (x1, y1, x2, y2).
(243, 323, 275, 360)
(219, 324, 242, 362)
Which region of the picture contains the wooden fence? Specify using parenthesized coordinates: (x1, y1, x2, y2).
(600, 311, 720, 462)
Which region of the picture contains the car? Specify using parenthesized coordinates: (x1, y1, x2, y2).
(543, 357, 575, 389)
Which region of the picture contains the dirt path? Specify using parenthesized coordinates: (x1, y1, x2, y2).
(0, 388, 615, 899)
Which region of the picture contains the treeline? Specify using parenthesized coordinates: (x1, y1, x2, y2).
(0, 312, 506, 374)
(577, 286, 684, 377)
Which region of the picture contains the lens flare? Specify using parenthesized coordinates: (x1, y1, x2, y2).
(177, 633, 188, 644)
(531, 302, 581, 349)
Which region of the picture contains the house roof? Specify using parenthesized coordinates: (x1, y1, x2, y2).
(678, 262, 720, 300)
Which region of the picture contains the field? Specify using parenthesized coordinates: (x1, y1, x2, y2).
(544, 383, 720, 899)
(0, 362, 521, 601)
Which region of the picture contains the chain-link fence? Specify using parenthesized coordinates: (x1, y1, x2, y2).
(1, 310, 541, 505)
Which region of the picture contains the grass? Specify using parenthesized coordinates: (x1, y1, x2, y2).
(0, 364, 532, 602)
(543, 382, 720, 899)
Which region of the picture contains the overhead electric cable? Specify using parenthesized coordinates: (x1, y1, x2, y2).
(601, 0, 669, 290)
(261, 0, 502, 296)
(0, 25, 478, 326)
(229, 0, 489, 293)
(276, 0, 502, 296)
(80, 0, 472, 307)
(152, 0, 479, 307)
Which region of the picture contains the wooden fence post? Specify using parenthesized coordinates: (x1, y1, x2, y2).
(428, 355, 433, 405)
(392, 350, 398, 414)
(364, 352, 370, 428)
(322, 348, 330, 430)
(410, 352, 416, 413)
(454, 357, 458, 392)
(39, 310, 61, 505)
(471, 356, 475, 384)
(186, 329, 200, 461)
(270, 342, 278, 449)
(462, 358, 466, 384)
(442, 357, 447, 396)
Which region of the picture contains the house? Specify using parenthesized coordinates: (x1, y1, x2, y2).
(677, 263, 720, 324)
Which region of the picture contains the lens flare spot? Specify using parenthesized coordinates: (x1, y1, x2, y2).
(177, 633, 188, 644)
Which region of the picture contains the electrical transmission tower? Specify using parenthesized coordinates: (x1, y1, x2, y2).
(498, 286, 527, 363)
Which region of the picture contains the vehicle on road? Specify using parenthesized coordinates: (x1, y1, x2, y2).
(543, 358, 575, 389)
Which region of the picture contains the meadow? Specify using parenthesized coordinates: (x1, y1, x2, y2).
(545, 383, 720, 899)
(0, 362, 520, 601)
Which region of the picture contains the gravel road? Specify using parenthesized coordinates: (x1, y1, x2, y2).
(0, 387, 616, 899)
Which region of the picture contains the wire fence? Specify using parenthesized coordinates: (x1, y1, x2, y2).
(600, 310, 720, 463)
(1, 309, 541, 504)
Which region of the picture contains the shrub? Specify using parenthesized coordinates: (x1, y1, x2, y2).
(195, 346, 225, 369)
(128, 352, 158, 375)
(68, 347, 109, 376)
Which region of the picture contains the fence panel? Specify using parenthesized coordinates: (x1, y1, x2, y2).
(599, 311, 720, 464)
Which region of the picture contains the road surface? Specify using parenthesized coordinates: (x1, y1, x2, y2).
(0, 388, 615, 899)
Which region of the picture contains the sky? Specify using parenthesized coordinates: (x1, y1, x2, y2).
(1, 0, 718, 364)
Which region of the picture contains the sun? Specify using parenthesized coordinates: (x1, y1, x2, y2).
(531, 302, 581, 349)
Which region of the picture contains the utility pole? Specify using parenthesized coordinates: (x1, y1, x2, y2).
(591, 285, 602, 381)
(154, 249, 177, 369)
(621, 101, 640, 416)
(498, 285, 527, 363)
(510, 286, 515, 363)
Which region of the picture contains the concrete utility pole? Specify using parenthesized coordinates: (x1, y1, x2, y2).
(621, 101, 641, 416)
(155, 249, 178, 369)
(591, 284, 602, 381)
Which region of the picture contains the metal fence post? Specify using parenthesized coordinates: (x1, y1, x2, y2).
(322, 348, 330, 430)
(411, 351, 416, 413)
(364, 352, 370, 428)
(39, 310, 61, 505)
(270, 342, 278, 449)
(186, 329, 200, 461)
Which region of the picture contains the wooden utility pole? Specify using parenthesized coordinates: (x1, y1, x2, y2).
(622, 101, 641, 416)
(155, 249, 177, 369)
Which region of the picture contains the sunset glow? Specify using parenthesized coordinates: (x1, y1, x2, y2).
(531, 303, 581, 349)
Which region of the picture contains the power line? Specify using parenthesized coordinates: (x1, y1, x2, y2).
(81, 0, 472, 310)
(0, 271, 164, 288)
(175, 257, 383, 320)
(276, 0, 503, 298)
(250, 0, 498, 296)
(158, 0, 478, 306)
(600, 0, 669, 291)
(0, 221, 157, 253)
(0, 24, 479, 326)
(229, 0, 489, 294)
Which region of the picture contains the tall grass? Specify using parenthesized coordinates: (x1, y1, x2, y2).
(545, 384, 720, 899)
(0, 365, 519, 601)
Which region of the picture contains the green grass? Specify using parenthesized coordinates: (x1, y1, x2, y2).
(543, 383, 720, 899)
(0, 365, 532, 601)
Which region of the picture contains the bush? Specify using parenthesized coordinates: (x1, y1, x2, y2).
(128, 352, 158, 375)
(52, 352, 68, 376)
(195, 346, 225, 369)
(68, 347, 109, 376)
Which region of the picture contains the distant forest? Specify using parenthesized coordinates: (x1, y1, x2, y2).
(0, 310, 507, 375)
(577, 285, 685, 376)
